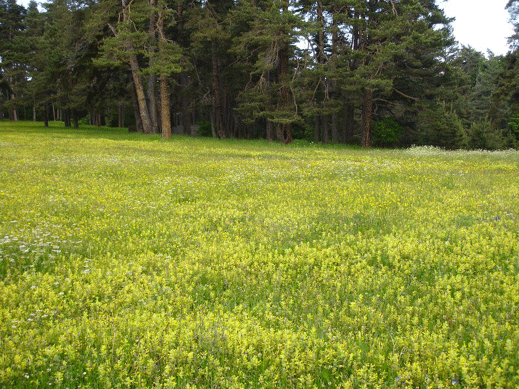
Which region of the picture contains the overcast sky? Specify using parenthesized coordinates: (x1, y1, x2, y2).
(440, 0, 514, 56)
(15, 0, 515, 56)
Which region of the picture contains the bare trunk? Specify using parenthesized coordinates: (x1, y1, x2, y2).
(278, 30, 292, 144)
(157, 13, 172, 139)
(130, 83, 143, 132)
(266, 120, 275, 141)
(118, 104, 125, 128)
(210, 112, 217, 137)
(318, 1, 327, 144)
(129, 52, 153, 134)
(44, 102, 49, 128)
(115, 1, 153, 134)
(362, 88, 373, 148)
(73, 111, 79, 129)
(331, 5, 340, 143)
(147, 0, 159, 133)
(314, 116, 320, 142)
(64, 109, 71, 128)
(331, 113, 339, 143)
(160, 75, 171, 138)
(176, 74, 191, 134)
(148, 71, 158, 132)
(322, 117, 329, 144)
(212, 40, 225, 138)
(9, 93, 17, 122)
(276, 123, 284, 142)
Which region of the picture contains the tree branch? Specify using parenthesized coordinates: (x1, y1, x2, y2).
(393, 88, 418, 101)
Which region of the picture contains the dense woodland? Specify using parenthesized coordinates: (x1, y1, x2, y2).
(1, 0, 519, 148)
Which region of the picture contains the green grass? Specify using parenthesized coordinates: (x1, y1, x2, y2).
(1, 121, 519, 388)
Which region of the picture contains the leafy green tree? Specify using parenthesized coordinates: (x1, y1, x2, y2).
(417, 103, 467, 149)
(189, 0, 236, 138)
(92, 0, 182, 135)
(0, 0, 26, 120)
(297, 0, 453, 147)
(232, 0, 306, 143)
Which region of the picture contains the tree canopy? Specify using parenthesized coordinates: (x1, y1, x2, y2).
(0, 0, 517, 148)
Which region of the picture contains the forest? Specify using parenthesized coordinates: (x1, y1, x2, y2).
(2, 0, 519, 149)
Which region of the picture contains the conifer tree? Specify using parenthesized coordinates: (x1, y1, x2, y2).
(0, 0, 26, 120)
(232, 0, 306, 143)
(92, 0, 182, 135)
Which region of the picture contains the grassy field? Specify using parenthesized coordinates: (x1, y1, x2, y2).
(1, 121, 518, 388)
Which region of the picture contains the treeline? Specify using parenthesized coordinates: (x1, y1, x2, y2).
(1, 0, 519, 148)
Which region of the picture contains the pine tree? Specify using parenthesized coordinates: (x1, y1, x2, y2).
(232, 0, 306, 143)
(0, 0, 26, 121)
(92, 0, 182, 135)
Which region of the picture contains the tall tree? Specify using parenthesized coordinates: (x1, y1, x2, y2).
(0, 0, 26, 121)
(94, 0, 154, 133)
(232, 0, 306, 143)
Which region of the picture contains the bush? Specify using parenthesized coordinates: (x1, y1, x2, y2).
(197, 120, 212, 137)
(373, 118, 403, 147)
(417, 104, 468, 149)
(467, 121, 505, 150)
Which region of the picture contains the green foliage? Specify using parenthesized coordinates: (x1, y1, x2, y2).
(417, 104, 468, 149)
(197, 120, 212, 137)
(0, 0, 517, 148)
(1, 123, 519, 387)
(467, 121, 506, 150)
(373, 118, 403, 147)
(508, 112, 519, 135)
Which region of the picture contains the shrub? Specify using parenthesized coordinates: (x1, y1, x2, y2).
(373, 118, 403, 147)
(197, 120, 213, 137)
(467, 121, 505, 150)
(417, 104, 468, 149)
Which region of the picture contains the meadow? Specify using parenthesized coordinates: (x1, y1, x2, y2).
(0, 121, 518, 388)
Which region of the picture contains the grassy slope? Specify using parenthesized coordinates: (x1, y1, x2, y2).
(1, 121, 519, 388)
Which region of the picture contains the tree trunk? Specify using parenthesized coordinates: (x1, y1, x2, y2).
(276, 122, 284, 142)
(314, 116, 320, 142)
(278, 40, 292, 143)
(267, 120, 275, 141)
(323, 115, 330, 144)
(157, 13, 172, 139)
(175, 73, 191, 134)
(362, 88, 373, 148)
(331, 113, 339, 143)
(212, 40, 225, 138)
(331, 5, 340, 143)
(147, 0, 159, 133)
(73, 111, 79, 129)
(210, 111, 217, 137)
(118, 104, 125, 128)
(148, 72, 159, 132)
(130, 83, 144, 132)
(160, 75, 171, 139)
(317, 1, 328, 144)
(344, 103, 355, 144)
(44, 102, 49, 128)
(9, 93, 17, 121)
(322, 116, 329, 144)
(116, 1, 153, 134)
(64, 109, 71, 128)
(128, 52, 153, 134)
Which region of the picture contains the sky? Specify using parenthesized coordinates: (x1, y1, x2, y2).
(15, 0, 515, 56)
(439, 0, 515, 56)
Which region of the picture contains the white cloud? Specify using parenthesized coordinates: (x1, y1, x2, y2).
(440, 0, 514, 55)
